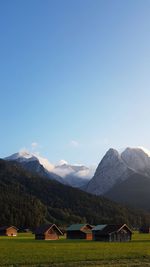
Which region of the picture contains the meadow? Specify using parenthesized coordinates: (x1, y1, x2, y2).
(1, 232, 150, 266)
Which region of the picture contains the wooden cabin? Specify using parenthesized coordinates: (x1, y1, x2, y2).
(66, 224, 93, 240)
(35, 224, 63, 240)
(0, 226, 18, 236)
(92, 224, 132, 242)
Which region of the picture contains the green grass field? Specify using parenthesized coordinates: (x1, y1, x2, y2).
(1, 232, 150, 266)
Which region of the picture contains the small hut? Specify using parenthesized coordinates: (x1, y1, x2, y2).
(35, 224, 63, 240)
(0, 226, 18, 236)
(92, 224, 132, 242)
(66, 224, 93, 240)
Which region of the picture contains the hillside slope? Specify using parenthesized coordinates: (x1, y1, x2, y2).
(105, 173, 150, 211)
(0, 159, 150, 228)
(5, 151, 66, 184)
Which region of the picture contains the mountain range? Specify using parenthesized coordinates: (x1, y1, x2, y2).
(0, 158, 149, 229)
(4, 146, 150, 212)
(5, 151, 93, 187)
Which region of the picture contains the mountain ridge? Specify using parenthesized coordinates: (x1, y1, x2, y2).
(5, 152, 67, 185)
(0, 158, 150, 228)
(5, 151, 94, 187)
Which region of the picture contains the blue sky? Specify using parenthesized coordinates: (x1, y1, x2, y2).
(0, 0, 150, 165)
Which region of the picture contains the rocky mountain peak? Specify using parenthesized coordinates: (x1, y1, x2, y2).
(121, 147, 150, 174)
(85, 148, 133, 195)
(5, 151, 37, 162)
(100, 148, 121, 165)
(105, 148, 120, 157)
(85, 146, 150, 196)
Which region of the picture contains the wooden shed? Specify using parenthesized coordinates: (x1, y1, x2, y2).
(66, 224, 93, 240)
(0, 226, 18, 236)
(35, 224, 63, 240)
(92, 224, 132, 242)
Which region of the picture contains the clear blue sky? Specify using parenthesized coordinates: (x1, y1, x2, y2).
(0, 0, 150, 165)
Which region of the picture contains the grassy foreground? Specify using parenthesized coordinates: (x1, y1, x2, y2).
(1, 233, 150, 266)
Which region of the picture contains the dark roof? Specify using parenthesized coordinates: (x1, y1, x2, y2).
(67, 224, 93, 232)
(35, 224, 63, 235)
(92, 225, 107, 231)
(93, 224, 132, 235)
(67, 224, 86, 231)
(0, 226, 18, 231)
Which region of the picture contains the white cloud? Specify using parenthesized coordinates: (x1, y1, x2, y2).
(52, 160, 96, 179)
(31, 142, 38, 150)
(75, 168, 95, 179)
(53, 166, 73, 177)
(35, 154, 54, 172)
(70, 140, 79, 147)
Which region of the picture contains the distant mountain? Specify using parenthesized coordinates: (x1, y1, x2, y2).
(53, 162, 94, 187)
(5, 151, 94, 188)
(0, 159, 150, 228)
(84, 147, 150, 212)
(5, 151, 67, 185)
(64, 175, 89, 188)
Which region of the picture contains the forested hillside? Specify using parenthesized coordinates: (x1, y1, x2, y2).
(0, 159, 150, 229)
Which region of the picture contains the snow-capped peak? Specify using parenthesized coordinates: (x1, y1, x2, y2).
(5, 150, 36, 162)
(18, 150, 33, 158)
(5, 150, 54, 172)
(57, 160, 69, 166)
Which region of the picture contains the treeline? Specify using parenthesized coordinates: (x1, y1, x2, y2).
(0, 159, 150, 229)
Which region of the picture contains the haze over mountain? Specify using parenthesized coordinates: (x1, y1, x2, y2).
(5, 151, 94, 187)
(54, 161, 94, 187)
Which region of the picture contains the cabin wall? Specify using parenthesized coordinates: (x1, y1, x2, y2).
(92, 232, 109, 241)
(45, 232, 59, 240)
(35, 233, 59, 240)
(6, 228, 17, 236)
(0, 228, 17, 236)
(86, 233, 93, 240)
(93, 231, 132, 242)
(67, 231, 85, 239)
(116, 233, 131, 242)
